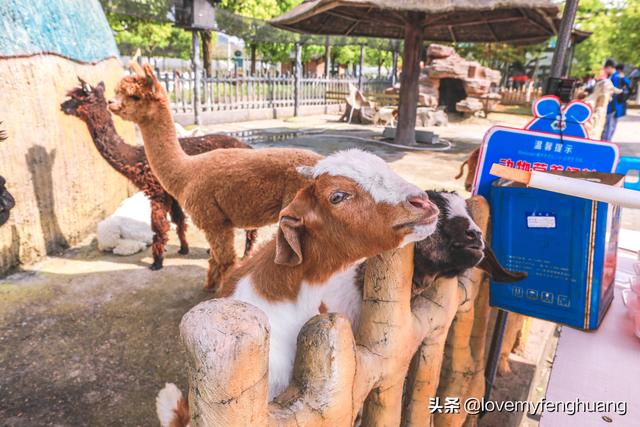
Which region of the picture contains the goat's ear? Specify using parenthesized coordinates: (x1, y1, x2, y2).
(96, 81, 106, 92)
(275, 216, 304, 266)
(478, 243, 527, 283)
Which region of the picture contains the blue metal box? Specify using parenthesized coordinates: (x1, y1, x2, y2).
(489, 173, 623, 330)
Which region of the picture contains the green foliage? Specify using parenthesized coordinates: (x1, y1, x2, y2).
(454, 43, 545, 70)
(106, 13, 192, 59)
(573, 0, 639, 76)
(610, 0, 640, 66)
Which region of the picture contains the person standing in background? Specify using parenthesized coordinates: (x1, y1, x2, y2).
(602, 61, 631, 141)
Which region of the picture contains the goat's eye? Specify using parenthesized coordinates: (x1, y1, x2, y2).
(329, 191, 349, 204)
(130, 95, 141, 101)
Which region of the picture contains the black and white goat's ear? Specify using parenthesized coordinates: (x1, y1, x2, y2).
(478, 243, 527, 283)
(275, 216, 304, 266)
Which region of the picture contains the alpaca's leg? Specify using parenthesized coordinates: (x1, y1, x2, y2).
(169, 199, 189, 255)
(150, 200, 170, 271)
(243, 229, 258, 258)
(204, 225, 236, 293)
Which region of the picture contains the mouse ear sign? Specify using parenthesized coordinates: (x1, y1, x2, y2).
(478, 244, 527, 283)
(533, 96, 561, 118)
(564, 101, 591, 124)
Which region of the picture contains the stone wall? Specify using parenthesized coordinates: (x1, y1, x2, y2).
(420, 44, 501, 112)
(0, 0, 136, 274)
(0, 55, 136, 274)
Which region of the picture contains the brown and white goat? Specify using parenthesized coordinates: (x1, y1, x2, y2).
(157, 149, 439, 425)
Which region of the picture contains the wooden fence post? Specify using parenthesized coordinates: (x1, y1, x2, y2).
(294, 42, 302, 116)
(180, 299, 270, 426)
(191, 31, 201, 125)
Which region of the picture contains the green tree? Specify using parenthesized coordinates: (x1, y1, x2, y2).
(106, 13, 192, 59)
(610, 0, 640, 66)
(572, 0, 617, 76)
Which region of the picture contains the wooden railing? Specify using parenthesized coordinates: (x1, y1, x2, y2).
(155, 70, 391, 114)
(499, 83, 543, 106)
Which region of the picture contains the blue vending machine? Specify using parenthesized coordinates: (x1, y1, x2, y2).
(488, 173, 623, 329)
(473, 96, 621, 330)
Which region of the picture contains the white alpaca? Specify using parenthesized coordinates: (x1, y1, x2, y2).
(97, 192, 153, 255)
(174, 123, 204, 137)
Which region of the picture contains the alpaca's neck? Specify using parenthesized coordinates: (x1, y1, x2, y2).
(136, 103, 190, 199)
(82, 107, 142, 174)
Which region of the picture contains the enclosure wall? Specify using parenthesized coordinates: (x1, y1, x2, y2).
(0, 0, 136, 273)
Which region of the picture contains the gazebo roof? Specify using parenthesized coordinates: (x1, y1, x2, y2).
(271, 0, 560, 44)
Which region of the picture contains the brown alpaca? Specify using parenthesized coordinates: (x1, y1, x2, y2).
(108, 64, 322, 291)
(61, 79, 257, 270)
(454, 147, 480, 192)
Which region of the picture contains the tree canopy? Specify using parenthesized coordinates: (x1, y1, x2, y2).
(100, 0, 638, 77)
(573, 0, 638, 76)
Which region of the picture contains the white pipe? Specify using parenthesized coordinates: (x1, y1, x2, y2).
(529, 171, 640, 209)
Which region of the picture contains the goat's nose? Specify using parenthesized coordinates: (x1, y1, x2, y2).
(408, 194, 431, 210)
(107, 99, 114, 104)
(465, 230, 478, 241)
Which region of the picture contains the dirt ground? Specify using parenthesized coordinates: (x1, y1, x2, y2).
(1, 112, 638, 426)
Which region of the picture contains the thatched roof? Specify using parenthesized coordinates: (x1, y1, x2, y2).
(271, 0, 560, 44)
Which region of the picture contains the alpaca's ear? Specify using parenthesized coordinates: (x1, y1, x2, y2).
(275, 216, 304, 266)
(143, 64, 156, 82)
(96, 81, 105, 92)
(142, 64, 161, 93)
(478, 243, 527, 283)
(129, 61, 145, 77)
(77, 77, 91, 93)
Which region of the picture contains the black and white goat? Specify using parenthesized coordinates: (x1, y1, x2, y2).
(0, 126, 15, 227)
(403, 191, 526, 425)
(412, 190, 525, 293)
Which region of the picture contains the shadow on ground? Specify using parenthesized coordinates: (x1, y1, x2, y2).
(0, 242, 210, 427)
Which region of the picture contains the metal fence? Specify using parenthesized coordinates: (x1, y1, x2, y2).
(156, 70, 392, 114)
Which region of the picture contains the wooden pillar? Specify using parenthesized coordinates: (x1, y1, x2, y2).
(191, 31, 201, 125)
(294, 42, 302, 116)
(201, 30, 213, 77)
(324, 35, 331, 77)
(250, 42, 257, 76)
(395, 12, 424, 146)
(549, 0, 579, 79)
(391, 42, 399, 85)
(358, 43, 365, 90)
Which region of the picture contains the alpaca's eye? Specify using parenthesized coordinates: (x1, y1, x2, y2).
(130, 95, 141, 101)
(329, 191, 349, 204)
